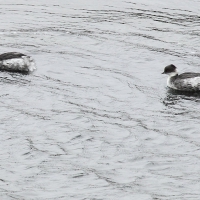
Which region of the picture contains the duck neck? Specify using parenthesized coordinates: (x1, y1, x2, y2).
(167, 72, 178, 88)
(168, 71, 178, 77)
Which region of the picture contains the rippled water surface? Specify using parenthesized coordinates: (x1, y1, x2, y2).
(0, 0, 200, 199)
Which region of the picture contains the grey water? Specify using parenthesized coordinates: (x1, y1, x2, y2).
(0, 0, 200, 199)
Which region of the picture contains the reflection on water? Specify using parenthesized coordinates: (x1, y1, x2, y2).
(163, 88, 200, 106)
(0, 0, 200, 199)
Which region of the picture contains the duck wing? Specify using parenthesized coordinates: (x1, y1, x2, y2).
(177, 72, 200, 79)
(174, 73, 200, 91)
(0, 52, 27, 61)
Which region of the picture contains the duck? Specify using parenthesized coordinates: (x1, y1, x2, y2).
(162, 64, 200, 91)
(0, 52, 36, 73)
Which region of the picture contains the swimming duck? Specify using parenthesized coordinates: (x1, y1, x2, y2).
(162, 64, 200, 91)
(0, 52, 36, 73)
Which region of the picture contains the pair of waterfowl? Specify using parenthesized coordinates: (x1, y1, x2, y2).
(0, 52, 200, 92)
